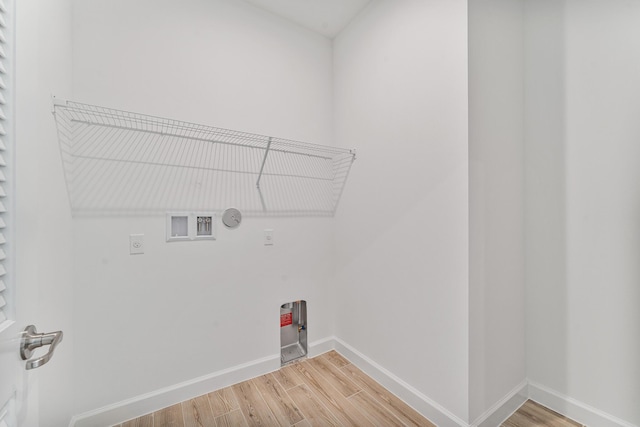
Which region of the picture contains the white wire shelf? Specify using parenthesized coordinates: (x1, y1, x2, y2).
(52, 99, 356, 217)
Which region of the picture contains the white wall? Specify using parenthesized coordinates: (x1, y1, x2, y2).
(15, 1, 74, 426)
(70, 0, 336, 415)
(333, 0, 470, 422)
(526, 0, 640, 425)
(524, 0, 570, 404)
(468, 0, 526, 422)
(564, 4, 640, 421)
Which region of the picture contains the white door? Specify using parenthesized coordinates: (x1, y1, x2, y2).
(0, 319, 24, 426)
(0, 1, 64, 425)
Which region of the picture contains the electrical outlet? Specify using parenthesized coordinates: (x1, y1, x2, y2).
(264, 229, 274, 246)
(130, 234, 144, 254)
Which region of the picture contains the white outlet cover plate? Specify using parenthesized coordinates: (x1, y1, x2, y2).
(129, 234, 144, 254)
(264, 229, 274, 246)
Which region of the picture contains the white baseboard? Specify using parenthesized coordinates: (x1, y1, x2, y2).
(69, 337, 335, 427)
(471, 380, 528, 427)
(69, 354, 279, 427)
(528, 382, 638, 427)
(307, 336, 335, 358)
(333, 337, 468, 427)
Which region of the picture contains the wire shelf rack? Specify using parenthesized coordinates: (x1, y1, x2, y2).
(52, 99, 356, 217)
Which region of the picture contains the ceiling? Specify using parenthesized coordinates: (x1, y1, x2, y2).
(242, 0, 372, 38)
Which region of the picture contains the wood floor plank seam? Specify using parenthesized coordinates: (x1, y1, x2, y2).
(251, 373, 304, 426)
(347, 390, 406, 427)
(208, 386, 240, 418)
(295, 359, 377, 427)
(231, 378, 282, 427)
(283, 361, 347, 426)
(272, 364, 304, 391)
(338, 362, 434, 427)
(306, 358, 371, 426)
(215, 409, 249, 427)
(287, 383, 342, 426)
(291, 361, 347, 424)
(308, 355, 361, 398)
(181, 394, 216, 427)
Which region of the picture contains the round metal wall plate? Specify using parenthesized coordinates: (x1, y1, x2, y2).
(222, 208, 242, 229)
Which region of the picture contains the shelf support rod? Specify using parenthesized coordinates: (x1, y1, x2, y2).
(256, 137, 272, 212)
(256, 137, 272, 190)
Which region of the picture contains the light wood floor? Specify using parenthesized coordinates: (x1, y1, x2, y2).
(501, 400, 586, 427)
(115, 351, 584, 427)
(115, 351, 434, 427)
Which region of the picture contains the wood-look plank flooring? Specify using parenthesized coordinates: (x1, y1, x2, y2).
(501, 400, 586, 427)
(116, 352, 584, 427)
(115, 351, 434, 427)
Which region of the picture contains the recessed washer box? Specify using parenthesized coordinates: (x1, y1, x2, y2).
(166, 212, 216, 242)
(280, 300, 307, 365)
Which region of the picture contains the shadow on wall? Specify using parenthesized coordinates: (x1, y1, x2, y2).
(524, 0, 569, 414)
